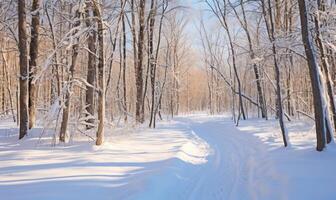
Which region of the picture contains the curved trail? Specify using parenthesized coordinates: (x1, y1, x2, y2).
(180, 116, 266, 200)
(1, 115, 334, 200)
(132, 115, 283, 200)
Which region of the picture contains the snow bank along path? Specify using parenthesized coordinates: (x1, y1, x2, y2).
(1, 115, 336, 200)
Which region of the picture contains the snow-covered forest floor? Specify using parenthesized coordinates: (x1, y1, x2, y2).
(1, 114, 336, 200)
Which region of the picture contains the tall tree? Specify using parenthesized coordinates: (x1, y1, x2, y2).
(148, 0, 157, 127)
(59, 4, 82, 142)
(206, 0, 246, 122)
(28, 0, 41, 129)
(93, 0, 105, 145)
(314, 0, 335, 143)
(135, 0, 146, 123)
(261, 0, 289, 147)
(149, 0, 167, 128)
(18, 0, 29, 139)
(230, 0, 267, 119)
(85, 2, 96, 129)
(298, 0, 327, 151)
(1, 49, 16, 123)
(121, 0, 127, 122)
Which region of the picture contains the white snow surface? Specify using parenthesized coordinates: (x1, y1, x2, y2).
(0, 114, 336, 200)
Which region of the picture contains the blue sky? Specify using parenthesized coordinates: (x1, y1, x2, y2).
(180, 0, 213, 48)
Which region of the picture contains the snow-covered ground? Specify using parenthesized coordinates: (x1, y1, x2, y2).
(0, 114, 335, 200)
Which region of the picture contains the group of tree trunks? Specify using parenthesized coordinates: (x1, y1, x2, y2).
(17, 0, 105, 145)
(204, 0, 336, 151)
(11, 0, 336, 151)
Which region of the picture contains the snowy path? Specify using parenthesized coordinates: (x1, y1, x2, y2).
(1, 115, 336, 200)
(180, 117, 261, 200)
(136, 116, 284, 200)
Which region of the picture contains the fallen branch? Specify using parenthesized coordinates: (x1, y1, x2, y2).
(297, 110, 315, 121)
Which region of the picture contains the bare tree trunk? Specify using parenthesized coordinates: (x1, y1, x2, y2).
(298, 0, 327, 151)
(16, 85, 19, 126)
(207, 67, 213, 115)
(242, 3, 266, 119)
(59, 8, 81, 142)
(149, 0, 167, 127)
(28, 0, 41, 129)
(314, 0, 335, 143)
(274, 0, 281, 30)
(142, 15, 152, 121)
(148, 0, 157, 127)
(18, 0, 29, 139)
(231, 0, 267, 119)
(105, 1, 126, 95)
(93, 0, 105, 145)
(1, 61, 4, 113)
(285, 0, 294, 116)
(85, 3, 96, 129)
(130, 0, 138, 95)
(262, 0, 289, 147)
(286, 62, 292, 115)
(45, 5, 61, 105)
(172, 44, 179, 117)
(154, 42, 170, 127)
(135, 0, 146, 123)
(121, 4, 127, 122)
(228, 33, 245, 121)
(206, 0, 246, 120)
(1, 50, 16, 122)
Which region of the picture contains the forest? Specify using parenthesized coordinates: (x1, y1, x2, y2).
(0, 0, 336, 199)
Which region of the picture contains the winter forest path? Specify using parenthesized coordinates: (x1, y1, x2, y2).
(2, 115, 334, 200)
(131, 115, 286, 200)
(179, 116, 264, 200)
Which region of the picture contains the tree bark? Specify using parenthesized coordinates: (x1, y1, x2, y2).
(28, 0, 41, 129)
(121, 3, 127, 122)
(18, 0, 29, 139)
(298, 0, 327, 151)
(234, 0, 267, 118)
(59, 7, 81, 142)
(93, 0, 105, 145)
(262, 0, 289, 147)
(135, 0, 146, 123)
(85, 3, 96, 129)
(148, 0, 158, 127)
(314, 0, 335, 143)
(1, 50, 16, 122)
(45, 5, 61, 106)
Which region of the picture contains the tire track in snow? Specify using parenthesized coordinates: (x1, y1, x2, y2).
(176, 116, 283, 200)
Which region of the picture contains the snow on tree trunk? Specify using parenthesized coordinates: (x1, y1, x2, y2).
(59, 5, 82, 143)
(135, 0, 146, 124)
(314, 1, 335, 143)
(85, 3, 96, 130)
(298, 0, 328, 151)
(18, 0, 29, 139)
(28, 0, 41, 129)
(93, 0, 105, 146)
(260, 0, 290, 147)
